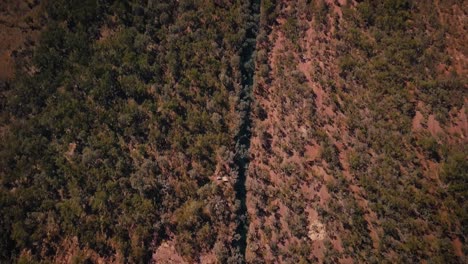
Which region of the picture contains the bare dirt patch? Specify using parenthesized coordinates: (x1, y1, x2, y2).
(152, 241, 187, 264)
(412, 111, 424, 131)
(428, 114, 443, 136)
(308, 220, 326, 241)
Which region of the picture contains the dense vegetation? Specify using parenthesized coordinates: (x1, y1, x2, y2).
(1, 0, 257, 262)
(0, 0, 466, 263)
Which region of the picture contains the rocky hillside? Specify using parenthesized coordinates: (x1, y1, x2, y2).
(0, 0, 466, 263)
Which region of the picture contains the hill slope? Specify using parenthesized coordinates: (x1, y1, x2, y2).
(247, 0, 466, 263)
(0, 0, 466, 263)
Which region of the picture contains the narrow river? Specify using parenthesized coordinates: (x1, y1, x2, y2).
(233, 0, 260, 261)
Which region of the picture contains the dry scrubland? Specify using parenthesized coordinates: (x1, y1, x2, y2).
(0, 0, 466, 263)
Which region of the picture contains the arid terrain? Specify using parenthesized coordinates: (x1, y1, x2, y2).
(0, 0, 466, 263)
(246, 0, 466, 262)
